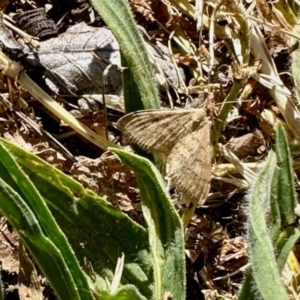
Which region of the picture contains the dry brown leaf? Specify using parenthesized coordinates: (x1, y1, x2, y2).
(117, 109, 211, 206)
(226, 130, 266, 158)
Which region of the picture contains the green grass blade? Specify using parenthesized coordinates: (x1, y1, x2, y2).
(110, 148, 185, 300)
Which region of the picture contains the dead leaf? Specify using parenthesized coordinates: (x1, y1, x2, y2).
(25, 22, 184, 99)
(25, 22, 122, 95)
(226, 130, 266, 158)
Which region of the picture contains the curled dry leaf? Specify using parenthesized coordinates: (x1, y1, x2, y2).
(117, 109, 211, 206)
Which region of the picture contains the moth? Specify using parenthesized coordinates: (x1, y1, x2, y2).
(117, 108, 211, 207)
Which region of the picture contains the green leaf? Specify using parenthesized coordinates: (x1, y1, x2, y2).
(90, 0, 160, 111)
(110, 148, 186, 300)
(246, 151, 289, 300)
(0, 139, 94, 300)
(1, 138, 154, 299)
(240, 123, 298, 300)
(274, 122, 297, 225)
(270, 167, 282, 241)
(99, 285, 147, 300)
(0, 177, 82, 300)
(238, 274, 255, 300)
(121, 53, 145, 113)
(276, 227, 300, 271)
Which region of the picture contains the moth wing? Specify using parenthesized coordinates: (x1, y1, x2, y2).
(167, 121, 211, 206)
(117, 109, 206, 155)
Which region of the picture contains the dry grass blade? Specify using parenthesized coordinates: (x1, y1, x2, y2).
(217, 143, 257, 186)
(0, 51, 117, 151)
(251, 24, 300, 141)
(117, 108, 211, 207)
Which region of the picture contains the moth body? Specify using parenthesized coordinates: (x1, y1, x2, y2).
(117, 108, 211, 209)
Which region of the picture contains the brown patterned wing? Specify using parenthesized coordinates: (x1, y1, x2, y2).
(117, 108, 207, 156)
(166, 121, 211, 206)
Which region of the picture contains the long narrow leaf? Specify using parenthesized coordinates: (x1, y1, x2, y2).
(111, 148, 185, 300)
(246, 151, 289, 300)
(270, 167, 282, 241)
(276, 228, 300, 271)
(1, 138, 154, 299)
(275, 122, 297, 225)
(0, 140, 94, 300)
(238, 274, 255, 300)
(0, 178, 81, 300)
(90, 0, 159, 111)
